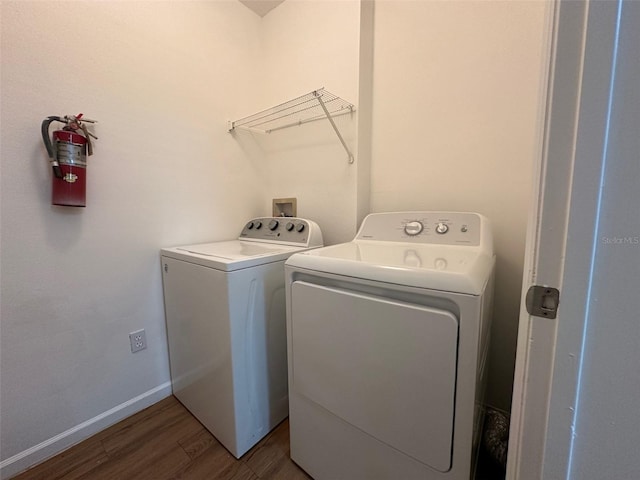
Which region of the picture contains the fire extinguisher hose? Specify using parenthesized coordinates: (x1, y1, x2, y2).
(41, 116, 64, 178)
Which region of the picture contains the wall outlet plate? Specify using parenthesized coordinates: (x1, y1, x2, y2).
(129, 329, 147, 353)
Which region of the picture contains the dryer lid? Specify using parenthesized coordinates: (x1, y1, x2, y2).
(287, 211, 494, 295)
(286, 241, 494, 294)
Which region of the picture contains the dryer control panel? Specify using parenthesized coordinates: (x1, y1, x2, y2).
(239, 217, 323, 247)
(356, 212, 487, 247)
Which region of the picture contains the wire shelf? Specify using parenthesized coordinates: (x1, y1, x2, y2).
(229, 88, 355, 134)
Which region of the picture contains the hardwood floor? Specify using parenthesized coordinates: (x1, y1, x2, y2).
(11, 396, 310, 480)
(11, 395, 504, 480)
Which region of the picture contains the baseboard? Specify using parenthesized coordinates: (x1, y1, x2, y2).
(0, 381, 172, 480)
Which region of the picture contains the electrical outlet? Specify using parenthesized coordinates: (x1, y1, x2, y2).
(129, 329, 147, 353)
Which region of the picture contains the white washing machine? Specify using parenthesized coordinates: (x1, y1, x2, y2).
(285, 211, 494, 480)
(161, 217, 323, 458)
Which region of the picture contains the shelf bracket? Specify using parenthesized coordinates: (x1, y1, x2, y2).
(313, 90, 355, 164)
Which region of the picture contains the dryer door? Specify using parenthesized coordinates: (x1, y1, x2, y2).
(290, 281, 459, 472)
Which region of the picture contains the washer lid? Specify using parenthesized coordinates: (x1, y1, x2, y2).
(286, 241, 494, 295)
(162, 240, 309, 271)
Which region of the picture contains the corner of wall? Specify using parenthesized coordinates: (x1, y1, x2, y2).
(356, 0, 374, 228)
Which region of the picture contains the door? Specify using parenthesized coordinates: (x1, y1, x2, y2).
(290, 281, 459, 472)
(507, 0, 633, 478)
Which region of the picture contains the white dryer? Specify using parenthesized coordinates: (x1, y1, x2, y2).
(285, 212, 494, 480)
(161, 217, 322, 458)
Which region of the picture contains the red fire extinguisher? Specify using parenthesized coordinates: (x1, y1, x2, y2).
(41, 114, 97, 207)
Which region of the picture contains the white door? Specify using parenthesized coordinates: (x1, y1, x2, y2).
(508, 0, 636, 478)
(290, 281, 459, 472)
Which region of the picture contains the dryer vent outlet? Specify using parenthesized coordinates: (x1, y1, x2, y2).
(129, 329, 147, 353)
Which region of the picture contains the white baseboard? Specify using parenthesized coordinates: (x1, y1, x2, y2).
(0, 382, 172, 480)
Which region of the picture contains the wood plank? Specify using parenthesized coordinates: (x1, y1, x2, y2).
(170, 440, 256, 480)
(84, 403, 199, 479)
(243, 421, 310, 480)
(85, 445, 191, 480)
(99, 397, 201, 454)
(178, 428, 217, 460)
(9, 437, 108, 480)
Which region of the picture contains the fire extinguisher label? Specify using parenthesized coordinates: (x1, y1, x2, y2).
(63, 173, 79, 183)
(56, 141, 87, 167)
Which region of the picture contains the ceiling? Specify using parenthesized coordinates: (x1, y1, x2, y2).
(238, 0, 286, 17)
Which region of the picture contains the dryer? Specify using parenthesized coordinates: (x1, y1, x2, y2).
(284, 211, 494, 480)
(161, 217, 322, 458)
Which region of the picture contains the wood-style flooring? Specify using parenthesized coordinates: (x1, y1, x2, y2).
(10, 395, 309, 480)
(11, 395, 504, 480)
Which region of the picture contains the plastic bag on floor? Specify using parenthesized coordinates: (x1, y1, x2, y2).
(483, 407, 510, 469)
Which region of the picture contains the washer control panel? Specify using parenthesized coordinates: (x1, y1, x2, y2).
(357, 212, 484, 246)
(239, 217, 322, 247)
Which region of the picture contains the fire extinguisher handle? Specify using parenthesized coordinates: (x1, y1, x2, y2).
(41, 117, 58, 158)
(42, 116, 64, 178)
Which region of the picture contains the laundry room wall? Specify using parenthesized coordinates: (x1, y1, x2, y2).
(0, 2, 264, 477)
(231, 0, 365, 245)
(369, 1, 551, 411)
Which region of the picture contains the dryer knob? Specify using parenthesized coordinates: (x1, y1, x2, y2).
(435, 222, 449, 234)
(268, 220, 279, 231)
(296, 223, 305, 233)
(404, 221, 423, 236)
(286, 222, 295, 231)
(434, 258, 448, 270)
(246, 221, 255, 230)
(255, 221, 262, 229)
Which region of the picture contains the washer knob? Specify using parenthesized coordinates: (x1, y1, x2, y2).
(404, 221, 424, 236)
(295, 223, 305, 233)
(268, 220, 279, 231)
(435, 222, 449, 234)
(255, 221, 262, 229)
(246, 221, 255, 230)
(286, 222, 295, 231)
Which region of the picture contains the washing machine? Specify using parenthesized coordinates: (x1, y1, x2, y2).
(285, 211, 494, 480)
(161, 217, 323, 458)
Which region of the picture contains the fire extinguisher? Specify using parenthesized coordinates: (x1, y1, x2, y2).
(41, 114, 97, 207)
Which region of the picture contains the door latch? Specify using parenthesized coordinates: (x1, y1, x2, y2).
(526, 285, 560, 319)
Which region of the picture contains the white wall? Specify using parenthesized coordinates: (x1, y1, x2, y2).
(370, 0, 549, 410)
(236, 0, 365, 245)
(0, 1, 264, 477)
